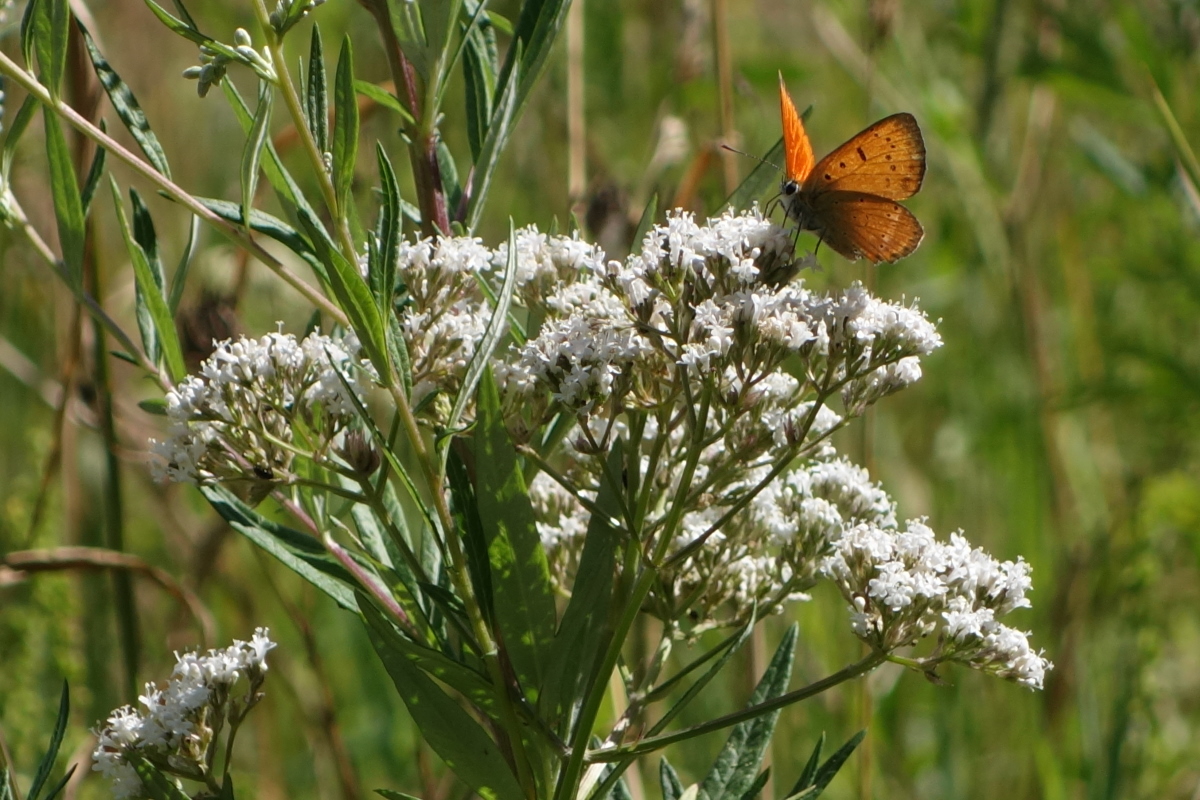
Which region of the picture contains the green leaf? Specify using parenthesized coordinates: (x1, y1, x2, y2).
(110, 179, 184, 381)
(78, 20, 171, 178)
(2, 95, 38, 180)
(499, 0, 572, 114)
(632, 193, 657, 250)
(473, 368, 556, 698)
(20, 0, 40, 72)
(374, 144, 402, 311)
(462, 11, 497, 163)
(784, 732, 865, 800)
(736, 770, 770, 800)
(436, 139, 462, 216)
(354, 80, 415, 126)
(376, 791, 423, 800)
(447, 448, 495, 626)
(222, 80, 317, 222)
(363, 605, 524, 800)
(465, 54, 520, 233)
(306, 26, 328, 157)
(30, 0, 69, 97)
(43, 109, 86, 290)
(445, 218, 518, 438)
(333, 36, 359, 217)
(296, 207, 389, 382)
(141, 0, 239, 61)
(362, 599, 499, 716)
(129, 188, 168, 367)
(241, 80, 273, 227)
(539, 441, 621, 731)
(26, 682, 68, 800)
(192, 196, 319, 270)
(201, 486, 360, 612)
(78, 131, 107, 215)
(138, 398, 168, 415)
(168, 215, 201, 312)
(130, 755, 190, 800)
(790, 734, 824, 795)
(660, 758, 684, 800)
(698, 625, 798, 800)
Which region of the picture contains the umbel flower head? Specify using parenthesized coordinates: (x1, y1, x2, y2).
(150, 329, 374, 502)
(92, 629, 277, 800)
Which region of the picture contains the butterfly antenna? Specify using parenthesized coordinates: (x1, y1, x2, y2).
(720, 144, 782, 172)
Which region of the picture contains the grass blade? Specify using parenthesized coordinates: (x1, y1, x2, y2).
(26, 682, 68, 800)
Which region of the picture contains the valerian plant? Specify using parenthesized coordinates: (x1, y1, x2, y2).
(0, 0, 1050, 799)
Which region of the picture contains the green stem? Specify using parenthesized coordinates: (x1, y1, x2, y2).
(587, 650, 888, 762)
(0, 51, 346, 324)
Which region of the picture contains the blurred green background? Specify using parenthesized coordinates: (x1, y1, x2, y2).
(3, 0, 1200, 797)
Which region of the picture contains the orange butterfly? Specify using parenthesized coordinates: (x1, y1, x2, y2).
(778, 75, 926, 263)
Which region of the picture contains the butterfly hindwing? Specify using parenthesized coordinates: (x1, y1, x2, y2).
(811, 191, 924, 263)
(803, 113, 926, 201)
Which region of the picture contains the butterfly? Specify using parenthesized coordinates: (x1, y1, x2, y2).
(777, 75, 926, 263)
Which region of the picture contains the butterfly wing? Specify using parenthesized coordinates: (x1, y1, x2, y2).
(802, 113, 925, 201)
(779, 75, 814, 183)
(811, 191, 924, 263)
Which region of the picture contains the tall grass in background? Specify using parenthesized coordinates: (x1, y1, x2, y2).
(1, 0, 1198, 798)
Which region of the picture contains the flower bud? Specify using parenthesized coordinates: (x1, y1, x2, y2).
(338, 431, 381, 477)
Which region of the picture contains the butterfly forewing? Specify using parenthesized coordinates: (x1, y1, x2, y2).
(812, 191, 924, 263)
(803, 113, 926, 201)
(779, 75, 814, 183)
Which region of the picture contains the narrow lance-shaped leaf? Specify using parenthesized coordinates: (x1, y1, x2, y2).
(362, 606, 525, 800)
(332, 36, 359, 217)
(201, 486, 360, 611)
(168, 215, 201, 312)
(660, 758, 685, 800)
(538, 440, 622, 733)
(296, 206, 390, 382)
(306, 26, 328, 156)
(3, 95, 39, 180)
(131, 756, 191, 800)
(109, 178, 185, 381)
(129, 188, 167, 366)
(632, 193, 657, 250)
(473, 368, 556, 699)
(698, 625, 798, 800)
(241, 80, 273, 227)
(20, 0, 40, 72)
(25, 682, 68, 800)
(374, 144, 402, 312)
(445, 218, 518, 438)
(78, 20, 171, 178)
(784, 732, 866, 800)
(31, 0, 69, 97)
(42, 109, 86, 290)
(79, 130, 107, 215)
(465, 54, 519, 232)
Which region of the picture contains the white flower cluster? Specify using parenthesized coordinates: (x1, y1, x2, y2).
(821, 521, 1052, 689)
(150, 330, 373, 493)
(498, 210, 940, 425)
(92, 629, 276, 799)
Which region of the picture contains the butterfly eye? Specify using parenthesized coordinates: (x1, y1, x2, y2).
(782, 181, 798, 196)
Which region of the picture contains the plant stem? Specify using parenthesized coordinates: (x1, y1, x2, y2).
(252, 0, 360, 263)
(0, 50, 347, 324)
(586, 650, 888, 762)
